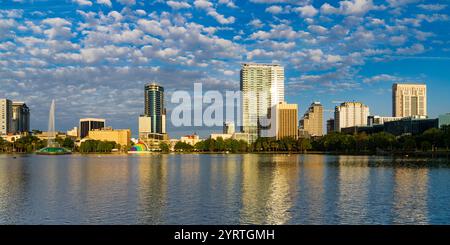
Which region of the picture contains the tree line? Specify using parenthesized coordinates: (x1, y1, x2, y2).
(314, 126, 450, 153)
(162, 125, 450, 154)
(0, 136, 119, 153)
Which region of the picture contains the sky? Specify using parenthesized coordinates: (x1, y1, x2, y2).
(1, 0, 449, 138)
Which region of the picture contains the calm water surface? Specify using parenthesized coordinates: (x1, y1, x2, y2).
(0, 154, 450, 224)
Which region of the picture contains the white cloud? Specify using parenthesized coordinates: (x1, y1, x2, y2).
(266, 5, 283, 14)
(417, 4, 447, 11)
(250, 24, 300, 40)
(108, 11, 123, 22)
(135, 10, 147, 16)
(396, 43, 425, 55)
(194, 0, 213, 9)
(117, 0, 135, 6)
(167, 1, 191, 10)
(137, 19, 165, 36)
(295, 5, 318, 18)
(389, 35, 407, 46)
(218, 0, 237, 8)
(43, 26, 74, 40)
(42, 18, 71, 27)
(363, 74, 401, 83)
(0, 9, 24, 18)
(72, 0, 93, 6)
(249, 19, 264, 28)
(320, 0, 376, 15)
(308, 25, 327, 35)
(194, 0, 235, 24)
(96, 0, 112, 7)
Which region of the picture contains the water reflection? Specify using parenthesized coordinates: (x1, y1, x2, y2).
(337, 156, 370, 224)
(0, 154, 448, 224)
(295, 154, 327, 224)
(393, 168, 429, 224)
(135, 154, 168, 224)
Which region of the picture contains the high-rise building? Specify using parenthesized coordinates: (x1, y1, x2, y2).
(0, 99, 12, 135)
(12, 102, 30, 134)
(326, 119, 335, 134)
(240, 63, 284, 142)
(300, 102, 323, 137)
(79, 118, 105, 138)
(267, 102, 298, 140)
(334, 102, 370, 132)
(223, 121, 235, 134)
(138, 115, 152, 139)
(392, 83, 427, 118)
(144, 82, 166, 134)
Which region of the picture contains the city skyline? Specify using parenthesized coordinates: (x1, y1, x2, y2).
(1, 0, 450, 137)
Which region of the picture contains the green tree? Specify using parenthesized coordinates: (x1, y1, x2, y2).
(159, 142, 170, 153)
(174, 141, 194, 152)
(422, 128, 443, 151)
(368, 132, 396, 151)
(399, 135, 417, 152)
(62, 138, 75, 149)
(298, 138, 312, 153)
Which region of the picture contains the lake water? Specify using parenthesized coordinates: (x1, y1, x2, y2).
(0, 154, 450, 224)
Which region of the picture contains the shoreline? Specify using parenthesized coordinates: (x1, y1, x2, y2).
(1, 151, 449, 159)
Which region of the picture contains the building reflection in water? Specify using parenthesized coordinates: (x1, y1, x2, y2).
(135, 154, 168, 224)
(336, 155, 370, 224)
(239, 154, 299, 225)
(392, 167, 429, 224)
(0, 154, 440, 224)
(0, 156, 28, 224)
(295, 154, 326, 224)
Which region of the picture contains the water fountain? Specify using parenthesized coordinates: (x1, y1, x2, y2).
(36, 100, 71, 155)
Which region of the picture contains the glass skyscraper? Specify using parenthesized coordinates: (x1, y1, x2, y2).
(240, 63, 284, 142)
(144, 83, 166, 134)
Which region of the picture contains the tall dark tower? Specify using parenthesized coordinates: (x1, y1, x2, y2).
(144, 82, 165, 134)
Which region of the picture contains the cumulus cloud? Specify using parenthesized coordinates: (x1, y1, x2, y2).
(266, 5, 283, 14)
(363, 74, 401, 83)
(194, 0, 235, 24)
(320, 0, 377, 15)
(194, 0, 213, 9)
(295, 5, 318, 18)
(117, 0, 135, 6)
(41, 17, 71, 27)
(0, 0, 446, 134)
(96, 0, 112, 7)
(218, 0, 237, 8)
(396, 43, 425, 55)
(72, 0, 92, 6)
(167, 1, 191, 10)
(417, 4, 447, 11)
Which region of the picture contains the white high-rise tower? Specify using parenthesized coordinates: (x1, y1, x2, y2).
(240, 63, 284, 142)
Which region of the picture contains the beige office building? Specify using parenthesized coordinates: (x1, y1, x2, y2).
(300, 102, 323, 137)
(392, 83, 427, 117)
(267, 102, 298, 140)
(240, 63, 284, 142)
(334, 102, 370, 132)
(88, 127, 131, 148)
(138, 115, 152, 139)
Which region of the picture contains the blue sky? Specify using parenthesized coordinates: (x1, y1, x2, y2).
(0, 0, 449, 137)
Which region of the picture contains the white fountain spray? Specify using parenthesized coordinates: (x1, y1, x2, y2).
(47, 99, 56, 147)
